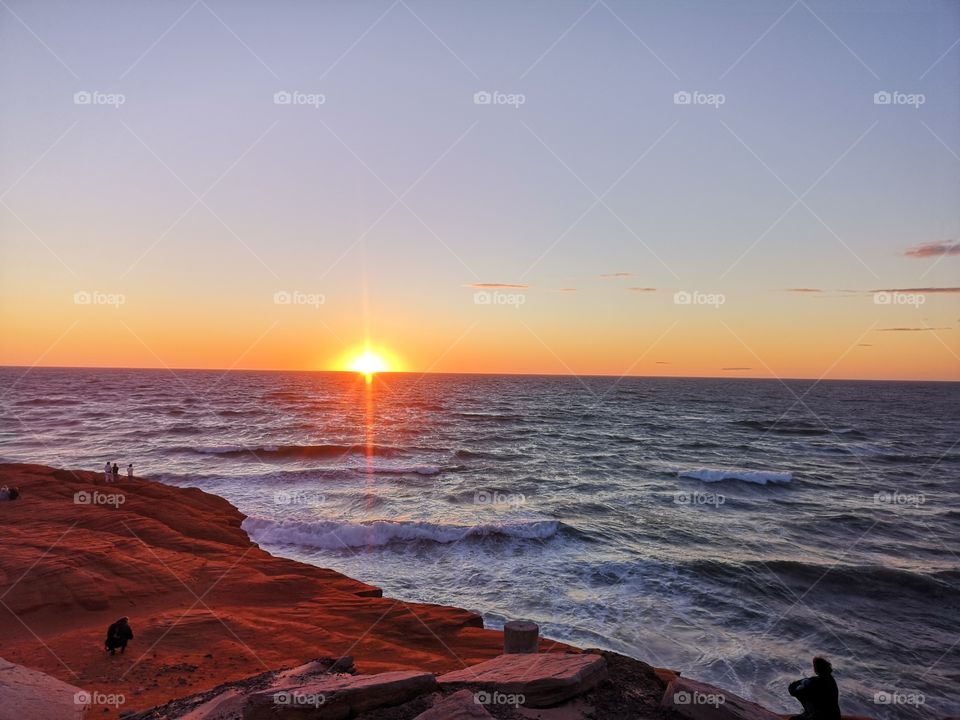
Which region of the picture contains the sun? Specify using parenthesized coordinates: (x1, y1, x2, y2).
(345, 349, 392, 378)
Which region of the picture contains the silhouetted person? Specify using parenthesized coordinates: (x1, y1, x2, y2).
(788, 656, 841, 720)
(112, 463, 120, 482)
(104, 461, 112, 483)
(8, 487, 19, 500)
(105, 617, 133, 656)
(127, 463, 134, 480)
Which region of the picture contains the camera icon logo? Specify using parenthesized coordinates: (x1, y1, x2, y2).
(274, 91, 292, 105)
(674, 91, 692, 105)
(673, 290, 691, 305)
(873, 91, 892, 105)
(473, 91, 492, 105)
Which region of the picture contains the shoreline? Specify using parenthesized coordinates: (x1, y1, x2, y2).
(0, 463, 872, 719)
(0, 463, 542, 717)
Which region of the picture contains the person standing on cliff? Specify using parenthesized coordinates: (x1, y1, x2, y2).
(127, 463, 134, 480)
(104, 617, 133, 656)
(788, 656, 841, 720)
(104, 461, 112, 483)
(112, 463, 120, 482)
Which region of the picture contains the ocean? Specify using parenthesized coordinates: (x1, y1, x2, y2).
(1, 367, 957, 719)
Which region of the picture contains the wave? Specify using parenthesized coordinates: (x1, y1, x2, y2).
(679, 467, 792, 485)
(734, 419, 866, 439)
(243, 516, 562, 550)
(182, 443, 405, 460)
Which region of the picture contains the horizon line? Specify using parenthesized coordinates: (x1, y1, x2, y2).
(1, 364, 957, 384)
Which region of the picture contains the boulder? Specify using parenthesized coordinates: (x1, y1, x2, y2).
(245, 670, 437, 719)
(414, 689, 494, 719)
(437, 652, 607, 708)
(661, 675, 781, 720)
(0, 656, 89, 720)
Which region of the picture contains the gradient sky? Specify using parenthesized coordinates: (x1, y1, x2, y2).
(1, 0, 958, 380)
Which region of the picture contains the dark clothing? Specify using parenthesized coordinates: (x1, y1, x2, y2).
(788, 673, 841, 720)
(105, 619, 133, 655)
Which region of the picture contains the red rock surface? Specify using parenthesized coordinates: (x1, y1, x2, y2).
(0, 464, 570, 718)
(437, 652, 608, 707)
(414, 689, 494, 719)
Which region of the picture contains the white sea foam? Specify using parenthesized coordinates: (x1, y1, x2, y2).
(678, 467, 792, 485)
(243, 516, 560, 549)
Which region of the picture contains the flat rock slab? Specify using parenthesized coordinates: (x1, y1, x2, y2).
(0, 656, 89, 720)
(661, 676, 781, 720)
(246, 670, 437, 719)
(437, 653, 607, 708)
(414, 689, 494, 719)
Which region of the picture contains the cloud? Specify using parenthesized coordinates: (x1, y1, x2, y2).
(870, 287, 960, 294)
(558, 288, 577, 293)
(877, 327, 951, 332)
(857, 343, 873, 347)
(466, 282, 529, 289)
(655, 361, 670, 365)
(903, 241, 960, 258)
(722, 367, 752, 371)
(599, 272, 632, 278)
(627, 287, 657, 293)
(784, 288, 822, 293)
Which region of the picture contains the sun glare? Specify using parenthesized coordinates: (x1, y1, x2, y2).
(347, 349, 390, 376)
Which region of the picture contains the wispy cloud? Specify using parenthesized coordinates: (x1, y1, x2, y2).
(877, 327, 951, 332)
(655, 361, 670, 365)
(870, 287, 960, 294)
(857, 343, 873, 347)
(722, 367, 752, 371)
(466, 282, 529, 289)
(599, 272, 632, 278)
(903, 240, 960, 258)
(627, 287, 657, 293)
(784, 287, 822, 293)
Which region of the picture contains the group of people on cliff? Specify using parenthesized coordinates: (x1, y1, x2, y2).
(103, 461, 134, 483)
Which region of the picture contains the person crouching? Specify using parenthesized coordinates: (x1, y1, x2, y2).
(104, 616, 133, 656)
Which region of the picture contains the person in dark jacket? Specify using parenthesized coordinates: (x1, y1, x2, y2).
(104, 616, 133, 655)
(788, 656, 841, 720)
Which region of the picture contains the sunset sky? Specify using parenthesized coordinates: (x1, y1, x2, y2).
(1, 0, 958, 380)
